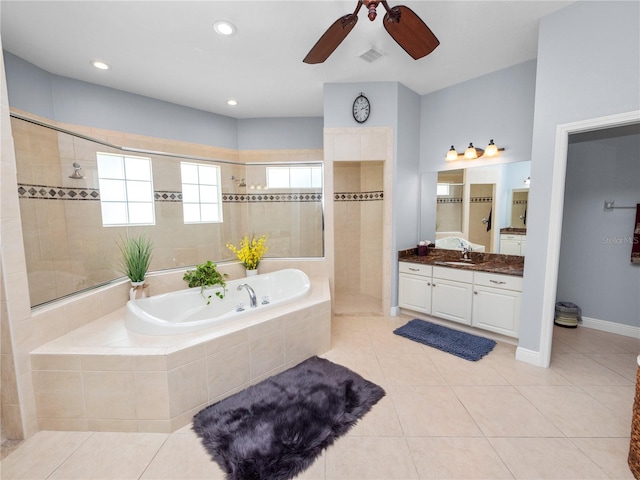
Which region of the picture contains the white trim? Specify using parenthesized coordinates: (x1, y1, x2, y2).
(580, 316, 640, 339)
(540, 110, 640, 368)
(516, 346, 542, 366)
(390, 305, 400, 316)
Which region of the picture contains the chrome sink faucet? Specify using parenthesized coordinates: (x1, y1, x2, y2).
(461, 247, 471, 261)
(237, 284, 257, 308)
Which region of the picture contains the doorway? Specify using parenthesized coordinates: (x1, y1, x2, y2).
(333, 161, 384, 315)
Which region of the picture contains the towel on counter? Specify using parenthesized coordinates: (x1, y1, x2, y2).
(632, 204, 640, 264)
(486, 208, 492, 232)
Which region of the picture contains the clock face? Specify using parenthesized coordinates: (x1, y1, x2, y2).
(352, 95, 370, 123)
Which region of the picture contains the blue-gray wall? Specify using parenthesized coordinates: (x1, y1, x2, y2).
(3, 51, 322, 151)
(521, 0, 640, 354)
(557, 132, 640, 327)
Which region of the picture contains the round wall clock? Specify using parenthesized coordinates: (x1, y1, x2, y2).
(352, 93, 370, 123)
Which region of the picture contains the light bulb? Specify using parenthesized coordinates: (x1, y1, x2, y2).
(446, 146, 458, 161)
(464, 143, 477, 159)
(485, 139, 498, 157)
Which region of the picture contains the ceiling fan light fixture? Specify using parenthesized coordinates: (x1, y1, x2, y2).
(214, 20, 236, 36)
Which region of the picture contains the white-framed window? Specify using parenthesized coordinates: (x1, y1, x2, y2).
(181, 162, 222, 223)
(266, 166, 322, 189)
(436, 183, 450, 196)
(97, 152, 155, 226)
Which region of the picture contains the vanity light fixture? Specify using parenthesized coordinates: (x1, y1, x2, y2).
(445, 140, 504, 161)
(214, 20, 236, 36)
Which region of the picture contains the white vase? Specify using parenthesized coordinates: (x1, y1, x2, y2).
(245, 268, 258, 277)
(129, 280, 149, 300)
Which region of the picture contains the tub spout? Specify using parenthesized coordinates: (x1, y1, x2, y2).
(237, 284, 257, 308)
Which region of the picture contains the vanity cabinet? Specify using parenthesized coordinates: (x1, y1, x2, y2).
(398, 262, 433, 314)
(398, 262, 522, 338)
(431, 267, 473, 325)
(472, 272, 522, 338)
(500, 234, 526, 256)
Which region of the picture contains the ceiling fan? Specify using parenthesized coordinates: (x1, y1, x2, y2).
(303, 0, 440, 64)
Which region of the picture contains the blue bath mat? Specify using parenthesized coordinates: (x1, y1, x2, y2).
(394, 319, 496, 361)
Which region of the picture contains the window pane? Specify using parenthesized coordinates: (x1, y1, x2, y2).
(128, 203, 154, 224)
(101, 202, 128, 225)
(290, 168, 311, 188)
(181, 163, 198, 184)
(98, 179, 126, 201)
(200, 203, 220, 222)
(125, 157, 151, 181)
(182, 184, 200, 203)
(267, 167, 289, 188)
(97, 154, 124, 179)
(183, 203, 201, 223)
(126, 180, 153, 202)
(198, 165, 218, 185)
(311, 167, 322, 187)
(199, 185, 218, 203)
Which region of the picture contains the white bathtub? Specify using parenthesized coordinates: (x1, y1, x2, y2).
(435, 236, 486, 252)
(125, 268, 311, 335)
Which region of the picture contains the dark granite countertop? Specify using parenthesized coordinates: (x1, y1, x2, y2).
(499, 227, 527, 234)
(398, 247, 524, 277)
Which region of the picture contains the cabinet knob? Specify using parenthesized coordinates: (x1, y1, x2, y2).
(432, 283, 436, 287)
(474, 291, 478, 295)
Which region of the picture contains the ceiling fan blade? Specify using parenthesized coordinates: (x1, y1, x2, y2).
(303, 14, 358, 64)
(383, 5, 440, 60)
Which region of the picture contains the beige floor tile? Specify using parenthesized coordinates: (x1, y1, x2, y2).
(550, 353, 633, 386)
(517, 385, 632, 437)
(430, 351, 510, 386)
(369, 330, 426, 354)
(330, 329, 374, 354)
(293, 451, 326, 479)
(140, 430, 225, 479)
(587, 353, 639, 382)
(572, 437, 635, 480)
(325, 436, 418, 479)
(388, 385, 483, 437)
(320, 351, 385, 386)
(487, 352, 572, 386)
(49, 432, 167, 479)
(0, 431, 92, 479)
(376, 353, 446, 386)
(453, 386, 563, 437)
(347, 394, 404, 436)
(489, 437, 608, 479)
(581, 384, 635, 416)
(406, 437, 513, 479)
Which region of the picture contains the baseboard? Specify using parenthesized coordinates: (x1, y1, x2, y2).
(515, 347, 547, 367)
(580, 316, 640, 339)
(389, 306, 400, 317)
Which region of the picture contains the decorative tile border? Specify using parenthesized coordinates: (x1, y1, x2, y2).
(154, 191, 182, 202)
(18, 183, 100, 201)
(18, 183, 322, 205)
(223, 192, 322, 203)
(334, 191, 384, 202)
(513, 199, 528, 205)
(470, 196, 493, 203)
(437, 197, 462, 204)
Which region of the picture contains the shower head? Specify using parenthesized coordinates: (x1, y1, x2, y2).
(231, 176, 246, 187)
(69, 162, 85, 179)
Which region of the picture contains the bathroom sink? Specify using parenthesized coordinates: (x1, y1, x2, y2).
(434, 261, 476, 266)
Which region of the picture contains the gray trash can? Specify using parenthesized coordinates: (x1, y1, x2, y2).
(554, 301, 581, 328)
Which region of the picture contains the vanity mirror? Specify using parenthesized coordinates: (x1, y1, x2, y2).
(420, 161, 530, 254)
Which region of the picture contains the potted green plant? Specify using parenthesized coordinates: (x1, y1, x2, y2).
(183, 260, 227, 305)
(117, 233, 153, 283)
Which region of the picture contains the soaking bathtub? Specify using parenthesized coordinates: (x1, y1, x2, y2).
(125, 268, 311, 335)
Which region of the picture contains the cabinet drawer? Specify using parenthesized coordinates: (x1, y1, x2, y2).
(433, 266, 473, 283)
(473, 271, 523, 291)
(500, 234, 521, 241)
(399, 262, 432, 277)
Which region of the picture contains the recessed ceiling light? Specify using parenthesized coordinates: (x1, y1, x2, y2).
(227, 99, 238, 106)
(214, 20, 236, 36)
(91, 60, 110, 70)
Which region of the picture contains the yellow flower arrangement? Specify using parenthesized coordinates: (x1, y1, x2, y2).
(226, 234, 268, 270)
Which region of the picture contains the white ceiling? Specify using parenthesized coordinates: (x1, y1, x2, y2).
(1, 0, 573, 119)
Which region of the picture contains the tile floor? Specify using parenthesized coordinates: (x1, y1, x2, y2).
(1, 315, 638, 479)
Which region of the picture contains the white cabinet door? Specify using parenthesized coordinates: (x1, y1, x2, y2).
(500, 238, 521, 255)
(399, 273, 432, 314)
(472, 285, 521, 337)
(431, 278, 473, 325)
